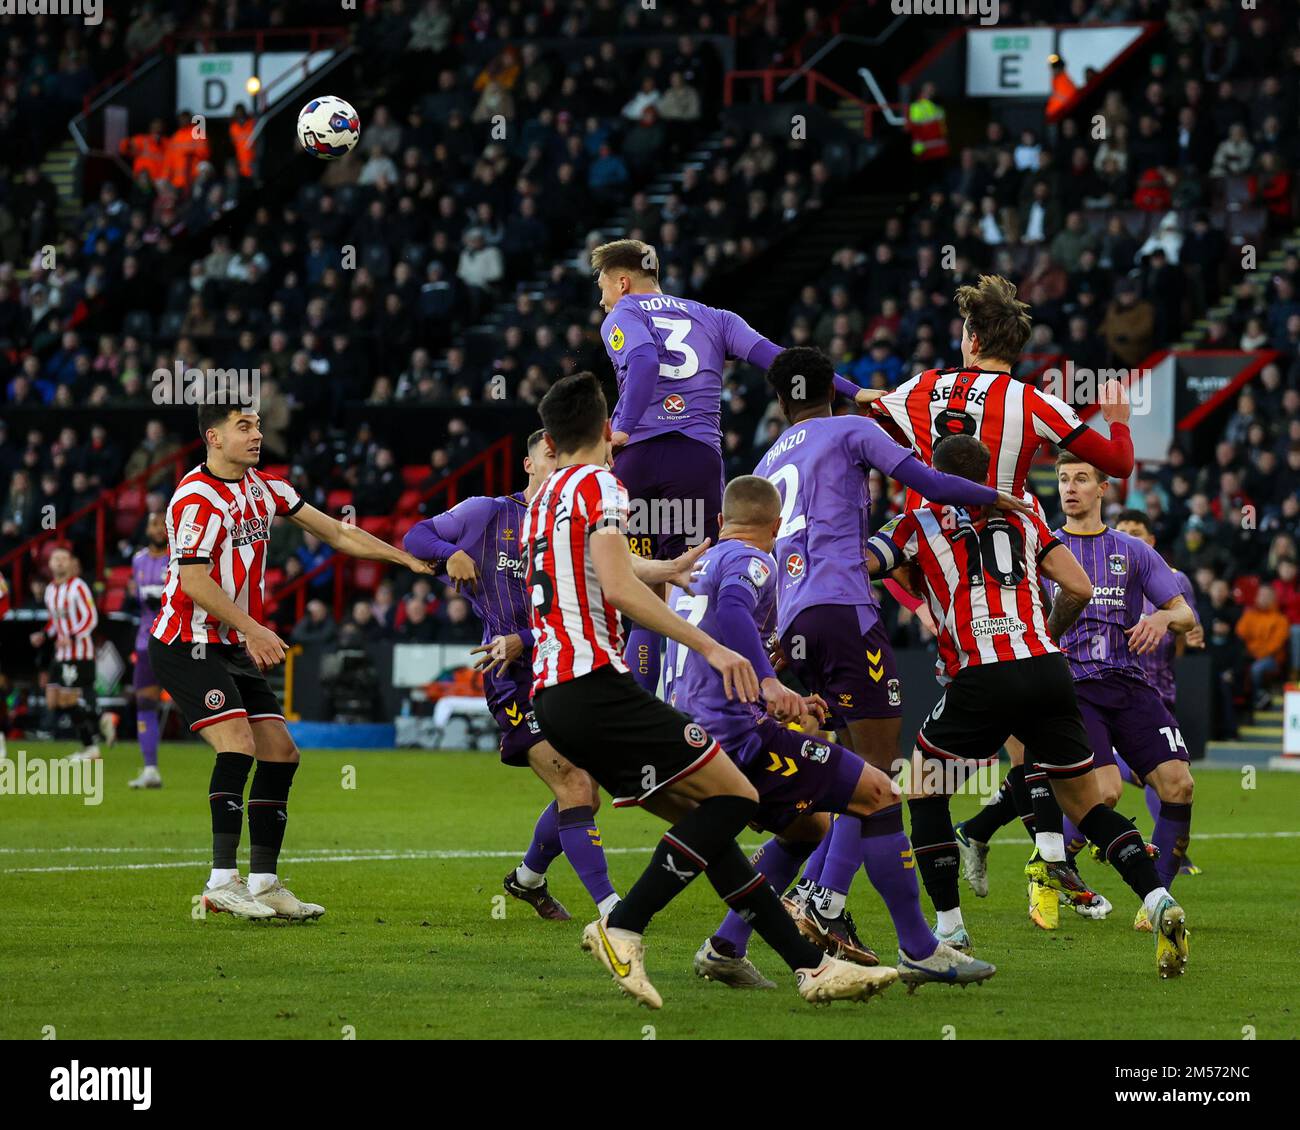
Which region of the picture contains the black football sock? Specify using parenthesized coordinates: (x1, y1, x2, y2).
(69, 701, 98, 747)
(1029, 763, 1065, 842)
(209, 752, 254, 869)
(1078, 803, 1160, 899)
(248, 760, 298, 876)
(963, 773, 1018, 843)
(907, 795, 960, 913)
(705, 841, 823, 970)
(608, 794, 757, 935)
(1007, 764, 1037, 838)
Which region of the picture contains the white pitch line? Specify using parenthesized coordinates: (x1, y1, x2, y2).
(1, 831, 1296, 875)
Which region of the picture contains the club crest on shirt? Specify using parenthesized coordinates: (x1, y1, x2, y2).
(205, 689, 226, 710)
(608, 324, 625, 351)
(785, 553, 805, 579)
(249, 483, 263, 500)
(684, 723, 709, 749)
(662, 394, 686, 415)
(1108, 553, 1127, 575)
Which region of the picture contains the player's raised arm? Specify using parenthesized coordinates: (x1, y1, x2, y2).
(291, 501, 434, 575)
(1039, 543, 1094, 641)
(588, 529, 759, 702)
(1042, 379, 1134, 479)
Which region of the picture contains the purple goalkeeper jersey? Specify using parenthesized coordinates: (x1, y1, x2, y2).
(1045, 526, 1184, 682)
(664, 537, 776, 753)
(1137, 567, 1198, 706)
(601, 293, 765, 453)
(132, 548, 170, 650)
(755, 414, 912, 638)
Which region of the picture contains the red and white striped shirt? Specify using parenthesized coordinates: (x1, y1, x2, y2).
(869, 368, 1085, 504)
(44, 575, 98, 660)
(522, 464, 630, 692)
(867, 504, 1061, 677)
(151, 464, 303, 645)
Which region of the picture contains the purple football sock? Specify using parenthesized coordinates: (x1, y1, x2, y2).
(138, 704, 159, 769)
(1115, 754, 1139, 786)
(1063, 816, 1087, 859)
(1151, 801, 1191, 888)
(625, 626, 661, 694)
(819, 814, 864, 895)
(713, 837, 805, 957)
(800, 830, 831, 885)
(521, 801, 563, 875)
(557, 805, 616, 906)
(860, 804, 938, 960)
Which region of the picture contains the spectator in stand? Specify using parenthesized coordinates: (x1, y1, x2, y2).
(292, 599, 340, 647)
(1272, 556, 1300, 677)
(397, 594, 439, 643)
(436, 593, 482, 643)
(370, 579, 398, 631)
(1099, 278, 1155, 367)
(123, 420, 180, 490)
(1236, 586, 1290, 708)
(296, 532, 334, 595)
(342, 598, 390, 643)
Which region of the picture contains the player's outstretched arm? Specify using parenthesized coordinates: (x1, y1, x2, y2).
(177, 563, 286, 669)
(588, 529, 759, 702)
(1039, 544, 1093, 641)
(291, 502, 434, 575)
(629, 538, 710, 591)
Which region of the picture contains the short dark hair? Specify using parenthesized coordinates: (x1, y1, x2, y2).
(539, 372, 608, 454)
(1054, 448, 1107, 482)
(932, 434, 991, 483)
(590, 238, 659, 282)
(197, 403, 250, 442)
(766, 346, 834, 409)
(526, 428, 546, 454)
(1115, 508, 1151, 534)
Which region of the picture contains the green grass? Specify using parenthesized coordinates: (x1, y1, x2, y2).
(1, 742, 1297, 1040)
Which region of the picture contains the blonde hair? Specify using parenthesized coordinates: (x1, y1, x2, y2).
(590, 238, 659, 282)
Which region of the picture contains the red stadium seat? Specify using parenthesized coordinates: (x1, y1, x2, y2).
(353, 560, 386, 590)
(1233, 575, 1260, 607)
(102, 587, 128, 613)
(326, 489, 353, 514)
(261, 464, 290, 480)
(394, 516, 420, 543)
(264, 567, 285, 592)
(115, 508, 143, 538)
(108, 565, 132, 586)
(401, 465, 427, 487)
(397, 489, 423, 514)
(360, 516, 393, 539)
(116, 487, 143, 513)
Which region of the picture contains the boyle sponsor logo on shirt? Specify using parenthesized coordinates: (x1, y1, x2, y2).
(970, 616, 1023, 637)
(496, 551, 525, 578)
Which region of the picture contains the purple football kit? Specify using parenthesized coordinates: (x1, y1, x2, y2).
(1045, 527, 1188, 780)
(404, 493, 542, 766)
(1136, 568, 1199, 715)
(663, 538, 862, 831)
(755, 414, 998, 730)
(132, 548, 170, 691)
(602, 293, 769, 560)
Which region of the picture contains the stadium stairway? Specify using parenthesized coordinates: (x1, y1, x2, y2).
(1202, 691, 1290, 769)
(1176, 228, 1300, 352)
(41, 139, 83, 233)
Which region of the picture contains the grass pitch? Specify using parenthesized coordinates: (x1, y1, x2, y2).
(1, 741, 1297, 1040)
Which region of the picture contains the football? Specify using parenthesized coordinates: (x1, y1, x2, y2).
(296, 95, 360, 159)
